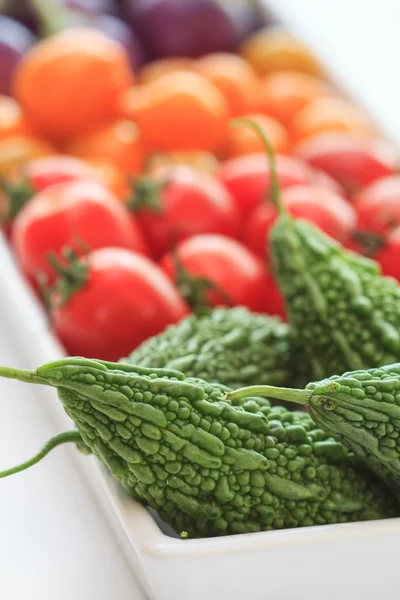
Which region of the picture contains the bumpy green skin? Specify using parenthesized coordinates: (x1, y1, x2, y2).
(305, 362, 400, 494)
(36, 358, 397, 538)
(270, 216, 400, 386)
(124, 307, 291, 389)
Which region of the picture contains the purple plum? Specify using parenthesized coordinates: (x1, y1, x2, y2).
(91, 14, 146, 69)
(0, 16, 36, 95)
(124, 0, 264, 59)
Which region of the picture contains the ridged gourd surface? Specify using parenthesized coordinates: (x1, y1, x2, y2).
(37, 359, 397, 538)
(305, 362, 400, 495)
(271, 217, 400, 386)
(125, 307, 291, 389)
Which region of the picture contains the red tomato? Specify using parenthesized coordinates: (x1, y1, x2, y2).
(375, 226, 400, 281)
(51, 247, 189, 361)
(353, 176, 400, 235)
(242, 184, 356, 259)
(131, 165, 240, 260)
(217, 152, 345, 222)
(310, 168, 345, 197)
(25, 155, 100, 192)
(160, 233, 285, 317)
(294, 133, 399, 195)
(12, 180, 149, 280)
(4, 155, 101, 222)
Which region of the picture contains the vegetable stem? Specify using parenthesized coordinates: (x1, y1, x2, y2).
(29, 0, 72, 37)
(0, 430, 83, 478)
(231, 118, 285, 216)
(227, 384, 311, 406)
(0, 365, 48, 386)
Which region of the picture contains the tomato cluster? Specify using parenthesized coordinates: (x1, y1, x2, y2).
(1, 24, 400, 362)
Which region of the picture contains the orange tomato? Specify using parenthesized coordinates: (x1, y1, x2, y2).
(0, 135, 55, 176)
(13, 28, 133, 141)
(290, 97, 374, 143)
(123, 71, 229, 152)
(240, 27, 324, 78)
(88, 159, 131, 201)
(65, 120, 143, 176)
(145, 150, 219, 174)
(193, 53, 260, 118)
(0, 96, 31, 141)
(223, 113, 289, 158)
(258, 71, 333, 126)
(137, 57, 192, 84)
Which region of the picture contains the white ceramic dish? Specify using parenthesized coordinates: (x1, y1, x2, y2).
(3, 2, 400, 598)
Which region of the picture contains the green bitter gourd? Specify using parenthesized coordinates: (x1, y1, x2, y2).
(0, 358, 396, 538)
(124, 306, 291, 389)
(228, 362, 400, 498)
(238, 119, 400, 386)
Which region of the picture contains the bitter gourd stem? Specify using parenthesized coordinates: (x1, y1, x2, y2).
(231, 118, 286, 216)
(0, 366, 48, 386)
(227, 384, 311, 405)
(0, 430, 82, 478)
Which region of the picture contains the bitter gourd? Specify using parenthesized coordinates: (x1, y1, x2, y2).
(124, 307, 291, 389)
(229, 362, 400, 497)
(238, 119, 400, 386)
(0, 358, 396, 537)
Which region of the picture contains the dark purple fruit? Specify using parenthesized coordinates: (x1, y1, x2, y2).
(124, 0, 264, 59)
(0, 16, 36, 95)
(91, 14, 146, 69)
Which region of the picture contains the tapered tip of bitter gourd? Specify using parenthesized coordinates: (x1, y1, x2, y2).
(0, 430, 83, 479)
(227, 384, 311, 406)
(230, 118, 286, 216)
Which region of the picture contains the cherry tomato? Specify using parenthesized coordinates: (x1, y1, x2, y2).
(0, 134, 55, 176)
(258, 71, 333, 126)
(121, 71, 229, 152)
(85, 159, 131, 201)
(310, 168, 345, 197)
(290, 98, 374, 143)
(22, 155, 100, 192)
(240, 27, 324, 78)
(242, 184, 356, 259)
(217, 152, 341, 220)
(376, 227, 400, 281)
(2, 154, 102, 225)
(160, 233, 284, 317)
(13, 28, 133, 140)
(137, 58, 193, 84)
(131, 165, 240, 260)
(193, 52, 260, 118)
(294, 133, 399, 195)
(353, 176, 400, 235)
(12, 180, 149, 280)
(145, 151, 219, 175)
(51, 247, 189, 361)
(224, 112, 289, 158)
(64, 120, 144, 176)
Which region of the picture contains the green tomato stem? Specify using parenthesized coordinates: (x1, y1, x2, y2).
(230, 118, 285, 216)
(227, 384, 311, 406)
(0, 430, 83, 478)
(29, 0, 72, 37)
